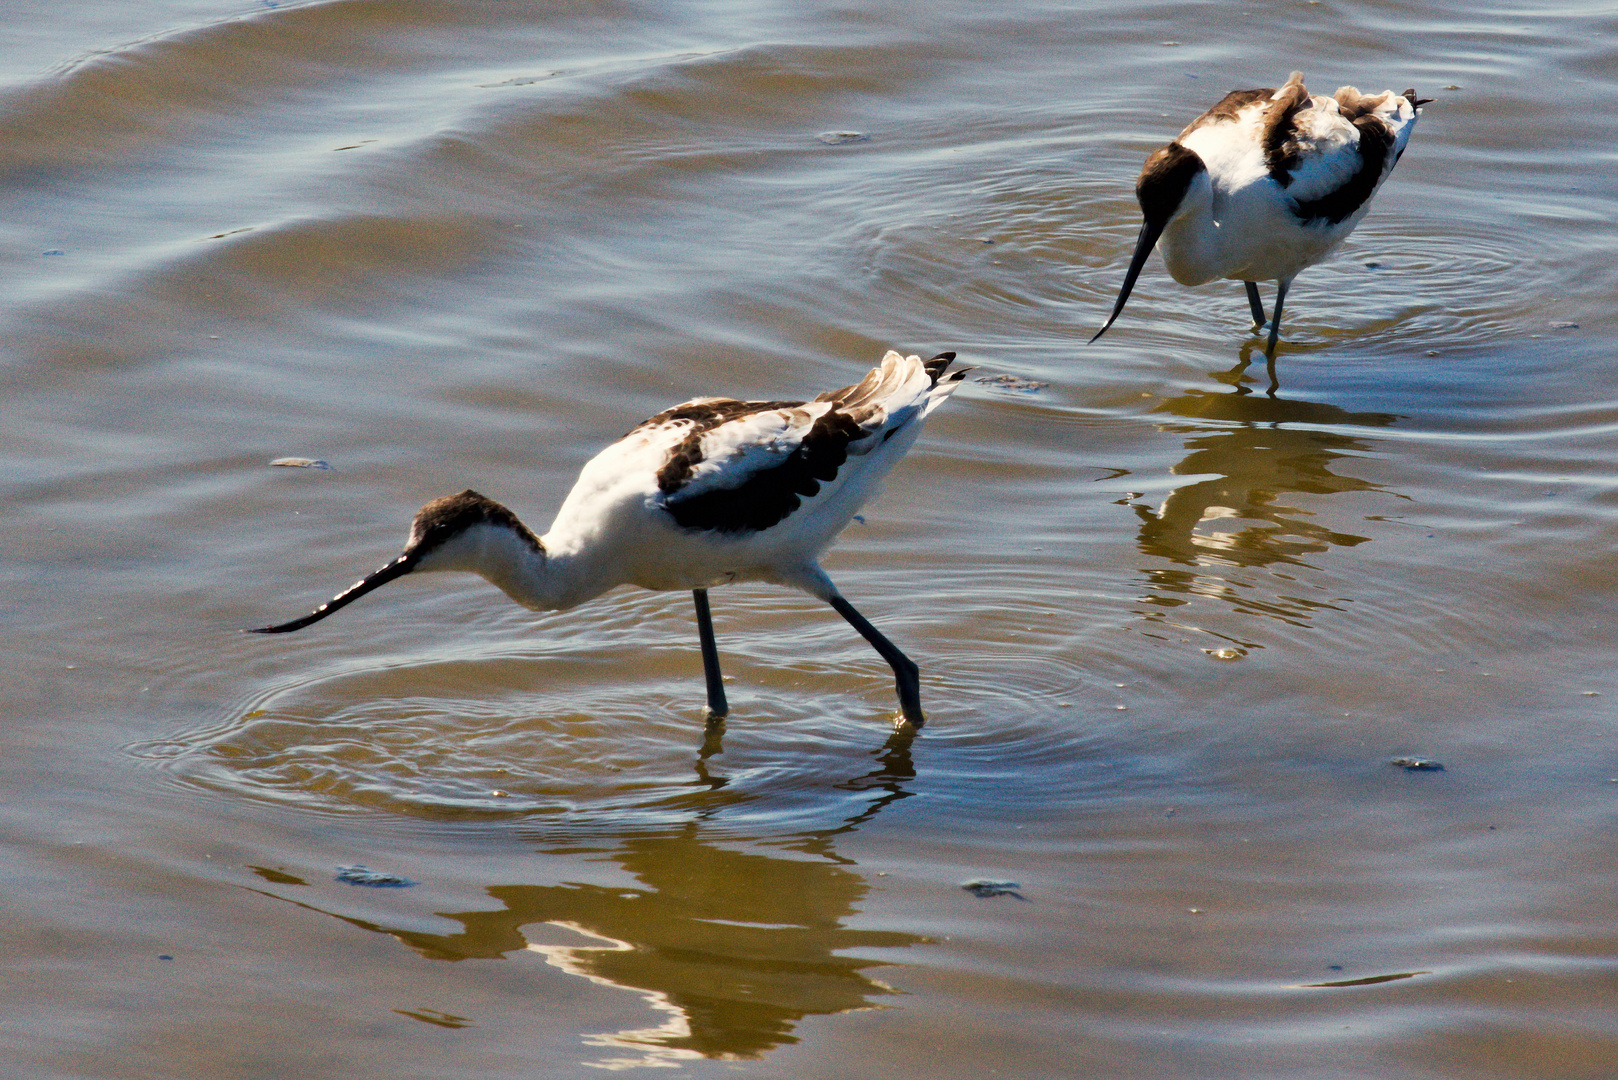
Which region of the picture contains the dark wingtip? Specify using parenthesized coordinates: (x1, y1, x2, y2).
(922, 351, 958, 382)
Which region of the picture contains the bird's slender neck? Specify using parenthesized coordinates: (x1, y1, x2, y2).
(1136, 142, 1222, 287)
(413, 519, 611, 613)
(1157, 166, 1222, 286)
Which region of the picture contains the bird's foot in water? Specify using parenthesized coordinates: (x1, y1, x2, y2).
(698, 714, 726, 759)
(892, 708, 925, 731)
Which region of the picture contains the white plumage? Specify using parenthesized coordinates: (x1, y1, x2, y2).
(1092, 71, 1430, 359)
(254, 350, 966, 727)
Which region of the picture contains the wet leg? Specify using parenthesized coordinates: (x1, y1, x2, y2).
(692, 589, 727, 718)
(827, 594, 924, 727)
(1265, 279, 1291, 358)
(1245, 281, 1266, 330)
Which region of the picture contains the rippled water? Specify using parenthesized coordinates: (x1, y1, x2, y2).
(6, 1, 1618, 1077)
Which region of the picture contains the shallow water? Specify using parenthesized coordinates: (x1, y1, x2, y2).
(5, 1, 1618, 1076)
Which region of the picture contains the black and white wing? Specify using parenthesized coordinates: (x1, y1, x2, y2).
(645, 350, 962, 535)
(1257, 73, 1425, 226)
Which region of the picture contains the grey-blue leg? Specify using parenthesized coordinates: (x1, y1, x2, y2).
(827, 594, 924, 727)
(1264, 279, 1291, 358)
(692, 589, 727, 718)
(1245, 281, 1266, 329)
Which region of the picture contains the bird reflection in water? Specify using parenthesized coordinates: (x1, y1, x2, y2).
(1127, 382, 1401, 643)
(692, 711, 916, 817)
(246, 735, 921, 1068)
(1224, 340, 1285, 397)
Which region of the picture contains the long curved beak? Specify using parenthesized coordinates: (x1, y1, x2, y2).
(1090, 216, 1165, 344)
(250, 552, 416, 634)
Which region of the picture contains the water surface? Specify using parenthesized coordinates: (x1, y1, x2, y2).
(5, 1, 1618, 1077)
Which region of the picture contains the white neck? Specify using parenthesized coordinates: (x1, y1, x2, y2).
(1158, 170, 1222, 286)
(412, 521, 614, 613)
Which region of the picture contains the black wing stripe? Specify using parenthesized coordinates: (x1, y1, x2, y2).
(1290, 114, 1395, 225)
(921, 351, 958, 382)
(1179, 87, 1271, 139)
(1262, 80, 1313, 186)
(662, 407, 864, 534)
(647, 399, 801, 492)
